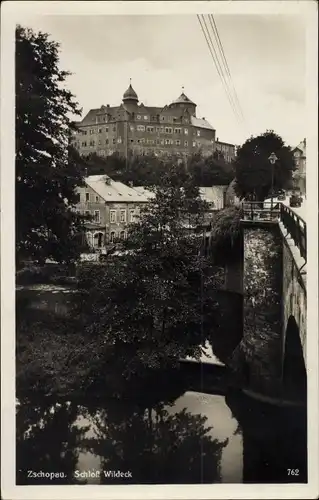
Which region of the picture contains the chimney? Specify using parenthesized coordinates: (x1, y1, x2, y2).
(202, 117, 205, 120)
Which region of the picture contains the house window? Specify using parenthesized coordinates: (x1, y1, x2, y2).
(95, 195, 99, 202)
(94, 210, 100, 223)
(110, 210, 116, 223)
(120, 210, 126, 223)
(197, 130, 201, 137)
(130, 209, 135, 222)
(176, 139, 181, 146)
(184, 128, 189, 134)
(85, 210, 90, 217)
(120, 231, 126, 240)
(137, 115, 141, 120)
(184, 140, 188, 147)
(110, 231, 116, 243)
(85, 192, 90, 202)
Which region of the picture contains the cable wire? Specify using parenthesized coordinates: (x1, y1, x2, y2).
(209, 14, 245, 122)
(197, 14, 242, 125)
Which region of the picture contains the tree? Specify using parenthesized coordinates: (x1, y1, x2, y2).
(16, 26, 86, 265)
(77, 164, 221, 393)
(234, 130, 296, 201)
(188, 152, 235, 187)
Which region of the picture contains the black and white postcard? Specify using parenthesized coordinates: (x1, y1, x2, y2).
(1, 1, 318, 499)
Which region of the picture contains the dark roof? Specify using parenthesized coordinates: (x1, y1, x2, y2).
(171, 92, 196, 106)
(123, 84, 138, 102)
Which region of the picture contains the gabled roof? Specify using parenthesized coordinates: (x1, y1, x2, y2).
(85, 175, 152, 203)
(293, 139, 306, 156)
(191, 116, 215, 131)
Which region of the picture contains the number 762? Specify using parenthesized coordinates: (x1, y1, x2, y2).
(287, 469, 299, 476)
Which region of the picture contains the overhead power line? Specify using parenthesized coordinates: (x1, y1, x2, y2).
(208, 14, 245, 122)
(197, 14, 245, 131)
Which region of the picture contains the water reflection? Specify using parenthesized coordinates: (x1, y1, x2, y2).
(16, 390, 240, 485)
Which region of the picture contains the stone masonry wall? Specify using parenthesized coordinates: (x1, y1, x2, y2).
(231, 223, 283, 398)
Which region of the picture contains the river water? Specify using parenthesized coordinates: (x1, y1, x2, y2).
(16, 363, 307, 485)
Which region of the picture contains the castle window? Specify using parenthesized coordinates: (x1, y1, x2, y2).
(184, 140, 188, 147)
(89, 140, 95, 147)
(184, 128, 189, 135)
(176, 139, 181, 146)
(146, 126, 154, 132)
(105, 127, 109, 133)
(117, 137, 122, 143)
(120, 231, 126, 240)
(197, 130, 201, 137)
(174, 128, 181, 134)
(82, 141, 87, 147)
(130, 139, 134, 143)
(161, 116, 165, 121)
(110, 231, 116, 242)
(98, 140, 101, 145)
(137, 115, 141, 120)
(156, 127, 161, 132)
(156, 139, 160, 145)
(98, 128, 102, 133)
(105, 139, 109, 145)
(137, 125, 145, 132)
(82, 130, 87, 135)
(130, 125, 135, 131)
(193, 141, 197, 147)
(144, 115, 149, 120)
(112, 139, 116, 144)
(90, 129, 94, 135)
(113, 126, 116, 132)
(165, 139, 170, 145)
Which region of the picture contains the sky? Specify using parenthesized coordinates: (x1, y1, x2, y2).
(19, 12, 306, 147)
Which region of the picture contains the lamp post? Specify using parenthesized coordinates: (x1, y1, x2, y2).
(268, 152, 278, 216)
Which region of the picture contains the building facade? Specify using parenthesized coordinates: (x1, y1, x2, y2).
(214, 139, 236, 163)
(71, 83, 218, 160)
(75, 175, 152, 250)
(292, 139, 306, 194)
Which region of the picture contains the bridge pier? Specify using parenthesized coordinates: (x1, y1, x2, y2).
(230, 221, 284, 400)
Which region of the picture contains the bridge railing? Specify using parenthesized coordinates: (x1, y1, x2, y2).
(242, 201, 280, 222)
(241, 202, 307, 262)
(280, 204, 307, 261)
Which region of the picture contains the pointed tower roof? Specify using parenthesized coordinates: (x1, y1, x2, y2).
(172, 91, 196, 106)
(123, 82, 138, 103)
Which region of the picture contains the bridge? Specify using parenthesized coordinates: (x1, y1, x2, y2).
(207, 201, 307, 405)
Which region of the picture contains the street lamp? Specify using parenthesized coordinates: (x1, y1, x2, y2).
(268, 152, 278, 214)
